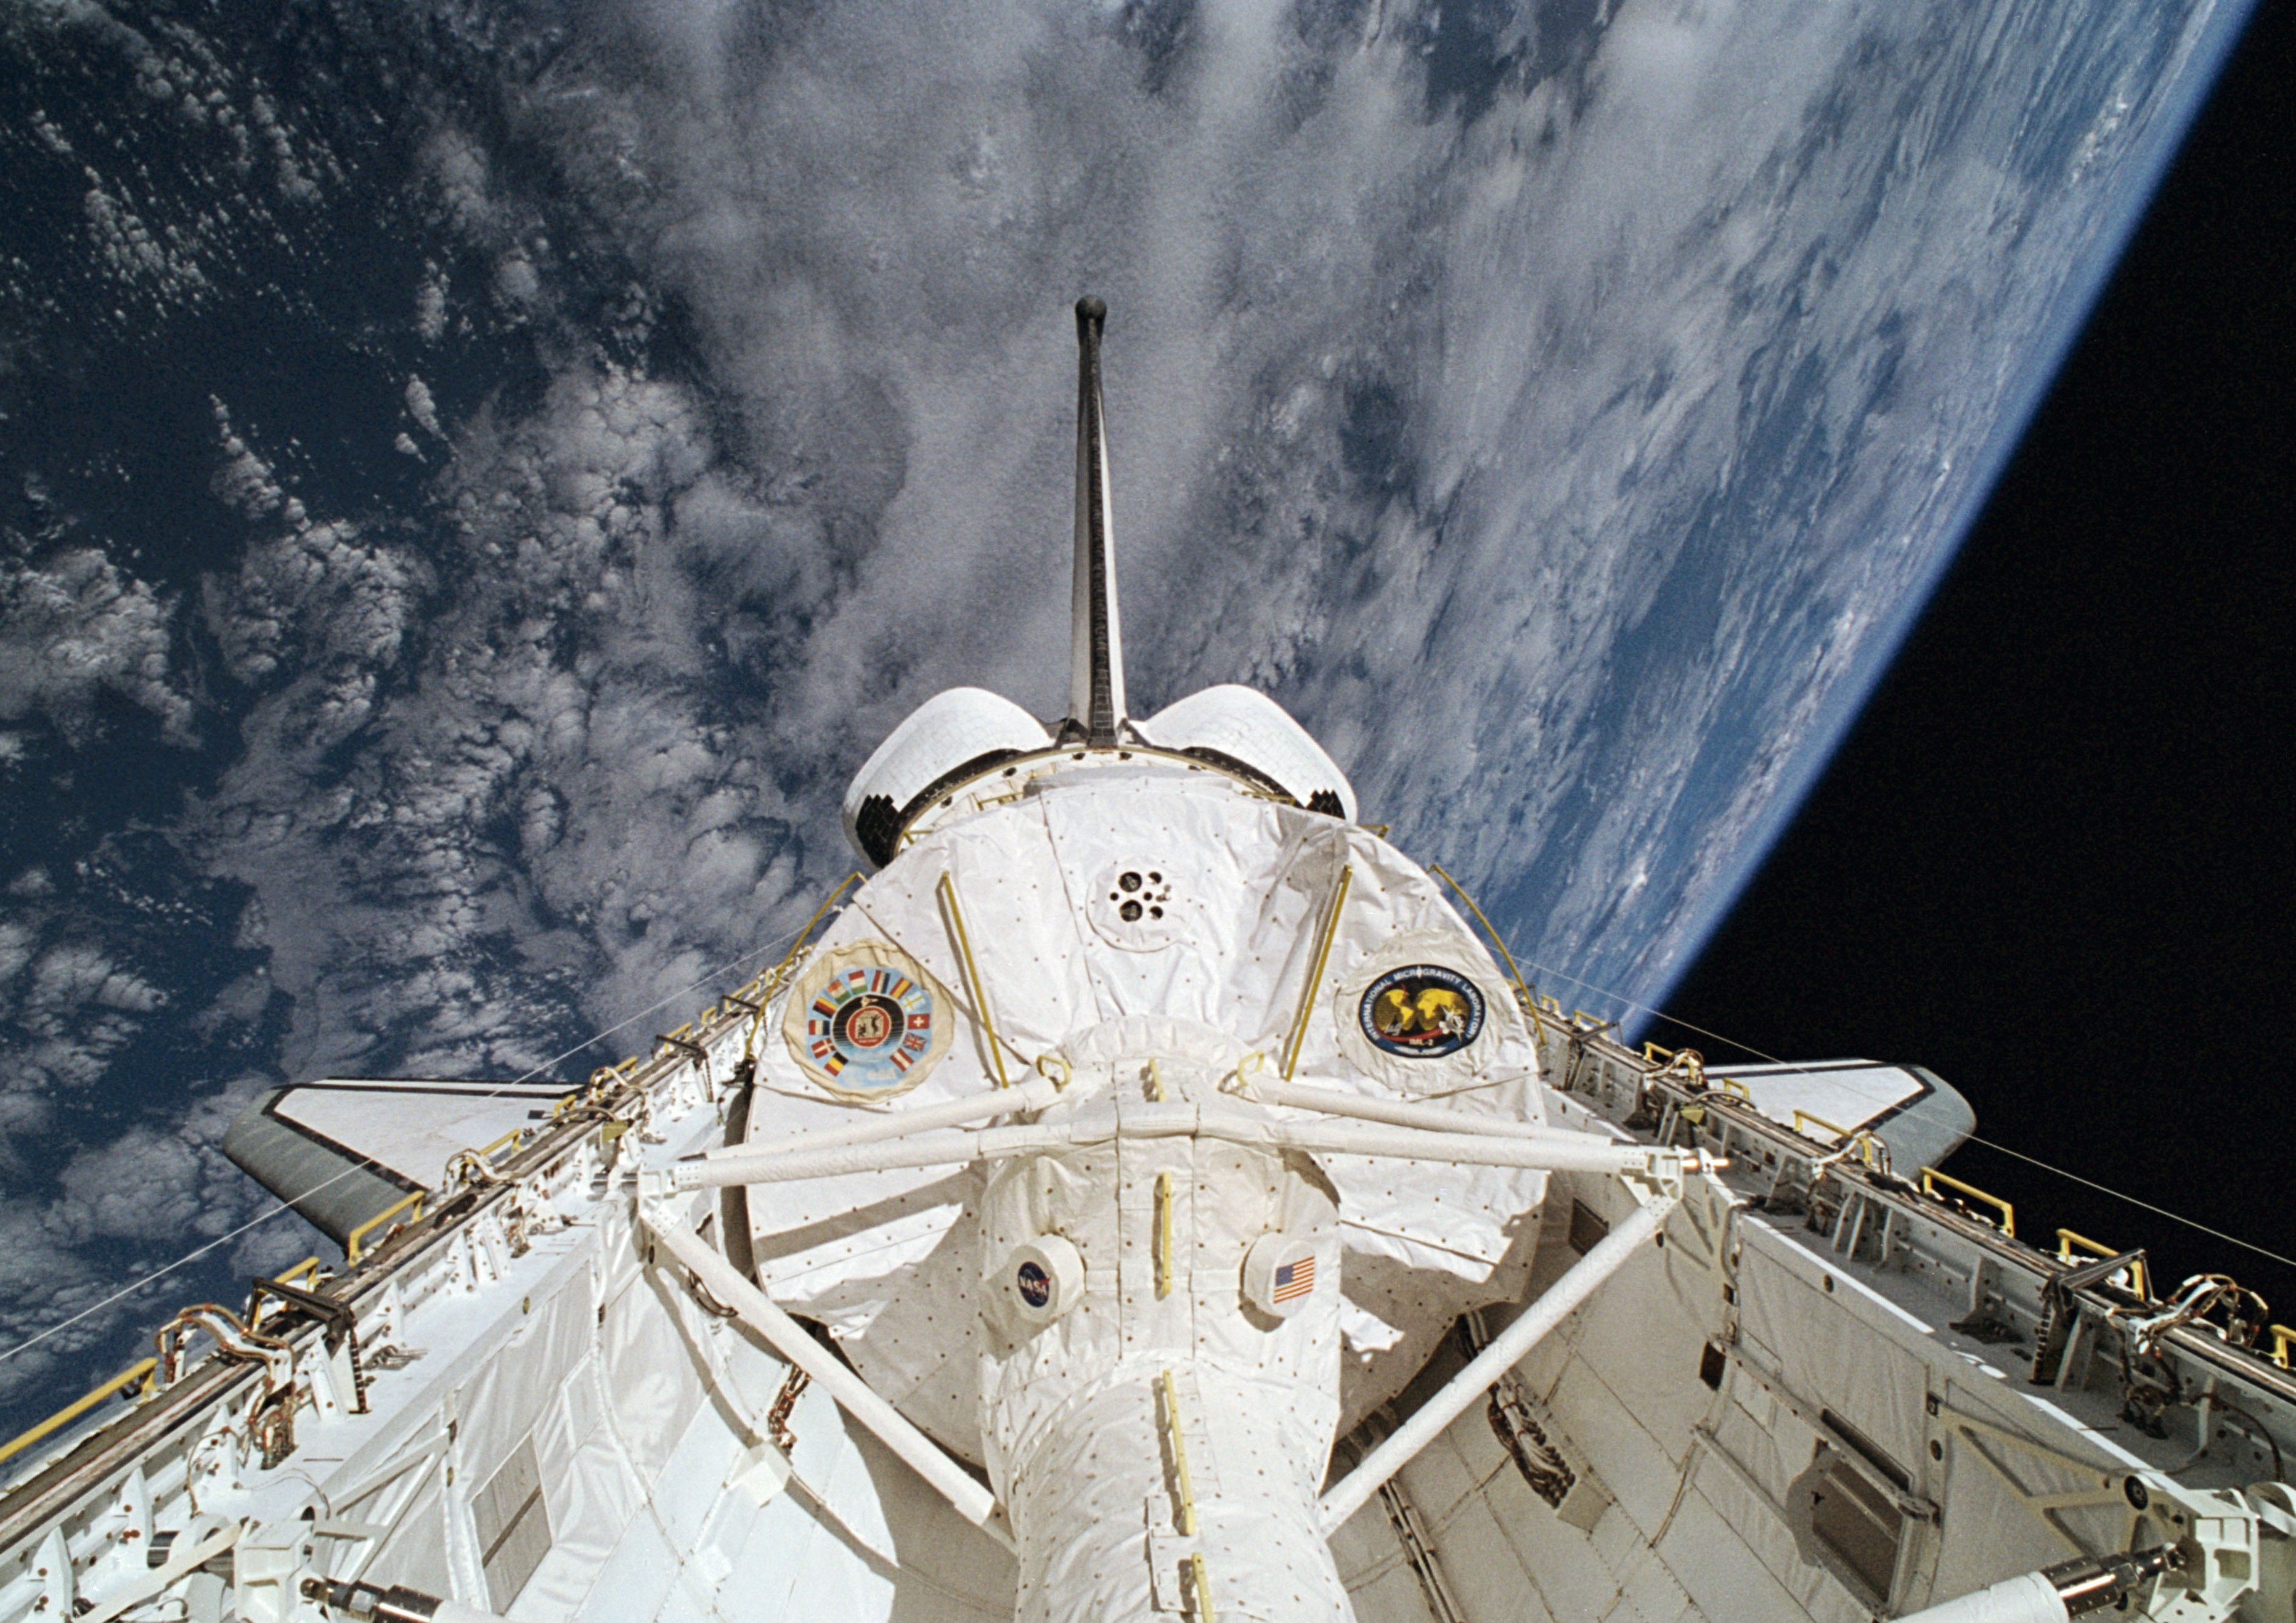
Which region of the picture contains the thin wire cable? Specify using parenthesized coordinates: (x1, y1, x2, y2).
(1510, 945, 2296, 1274)
(0, 920, 814, 1370)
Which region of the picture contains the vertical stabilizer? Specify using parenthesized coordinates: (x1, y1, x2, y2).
(1068, 296, 1126, 744)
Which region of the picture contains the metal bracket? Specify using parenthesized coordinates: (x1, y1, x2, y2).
(1619, 1147, 1688, 1210)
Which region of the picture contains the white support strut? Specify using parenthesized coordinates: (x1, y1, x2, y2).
(1242, 1074, 1613, 1145)
(1319, 1194, 1674, 1531)
(1255, 1117, 1683, 1177)
(698, 1071, 1065, 1161)
(664, 1105, 1686, 1194)
(1889, 1573, 2069, 1623)
(667, 1128, 1004, 1190)
(642, 1201, 1014, 1551)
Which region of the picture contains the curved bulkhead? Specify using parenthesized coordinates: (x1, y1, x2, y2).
(842, 688, 1054, 868)
(1134, 684, 1359, 821)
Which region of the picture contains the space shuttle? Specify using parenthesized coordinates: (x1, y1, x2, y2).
(1, 301, 2288, 1623)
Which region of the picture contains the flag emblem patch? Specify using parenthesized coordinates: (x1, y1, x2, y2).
(1271, 1255, 1315, 1303)
(785, 943, 951, 1100)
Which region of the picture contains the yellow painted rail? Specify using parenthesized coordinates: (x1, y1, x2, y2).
(1920, 1168, 2014, 1238)
(2055, 1229, 2152, 1302)
(0, 1358, 157, 1468)
(1791, 1108, 1853, 1143)
(1158, 1368, 1215, 1619)
(1790, 1112, 1887, 1171)
(1158, 1368, 1197, 1537)
(937, 871, 1010, 1089)
(346, 1189, 426, 1263)
(1281, 866, 1352, 1081)
(1154, 1173, 1175, 1300)
(1430, 864, 1545, 1045)
(2271, 1325, 2294, 1372)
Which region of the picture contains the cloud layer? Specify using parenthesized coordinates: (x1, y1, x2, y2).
(0, 0, 2237, 1418)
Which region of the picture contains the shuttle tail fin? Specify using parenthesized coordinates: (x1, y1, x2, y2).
(1067, 296, 1126, 744)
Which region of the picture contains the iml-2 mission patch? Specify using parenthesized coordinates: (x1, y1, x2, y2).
(1359, 964, 1485, 1059)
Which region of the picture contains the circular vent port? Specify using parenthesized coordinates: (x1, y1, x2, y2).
(1088, 861, 1185, 952)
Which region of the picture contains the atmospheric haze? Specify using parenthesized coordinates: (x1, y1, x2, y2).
(0, 0, 2253, 1419)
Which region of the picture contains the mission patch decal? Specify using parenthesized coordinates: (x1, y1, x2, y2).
(1358, 964, 1485, 1059)
(783, 940, 954, 1100)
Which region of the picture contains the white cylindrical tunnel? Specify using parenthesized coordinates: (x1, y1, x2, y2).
(976, 1062, 1353, 1623)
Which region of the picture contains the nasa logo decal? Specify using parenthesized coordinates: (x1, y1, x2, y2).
(1015, 1259, 1052, 1309)
(1358, 964, 1484, 1059)
(783, 941, 953, 1100)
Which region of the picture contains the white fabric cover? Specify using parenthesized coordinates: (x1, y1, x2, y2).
(1735, 1240, 1929, 1476)
(743, 772, 1550, 1449)
(1894, 1573, 2068, 1623)
(975, 1020, 1351, 1623)
(1135, 685, 1359, 821)
(841, 687, 1051, 864)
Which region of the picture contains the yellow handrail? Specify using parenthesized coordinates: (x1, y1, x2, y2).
(0, 1358, 158, 1467)
(1788, 1111, 1887, 1170)
(1713, 1076, 1749, 1101)
(1793, 1108, 1854, 1144)
(249, 1255, 327, 1327)
(1429, 864, 1545, 1045)
(1280, 866, 1353, 1081)
(937, 872, 1011, 1089)
(1921, 1168, 2014, 1238)
(450, 1126, 525, 1173)
(2269, 1325, 2293, 1372)
(2055, 1229, 2152, 1301)
(1159, 1369, 1197, 1536)
(1155, 1369, 1216, 1618)
(1154, 1173, 1175, 1300)
(1644, 1041, 1674, 1064)
(346, 1189, 426, 1263)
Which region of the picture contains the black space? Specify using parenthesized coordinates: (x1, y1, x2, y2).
(1650, 1, 2296, 1316)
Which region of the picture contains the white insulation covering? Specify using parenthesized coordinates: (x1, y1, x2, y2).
(1134, 683, 1359, 821)
(743, 775, 1550, 1449)
(841, 686, 1051, 863)
(724, 767, 1556, 1621)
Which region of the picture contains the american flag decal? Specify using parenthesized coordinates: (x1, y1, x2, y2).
(1271, 1255, 1315, 1303)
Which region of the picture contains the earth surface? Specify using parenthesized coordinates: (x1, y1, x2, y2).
(0, 0, 2255, 1426)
